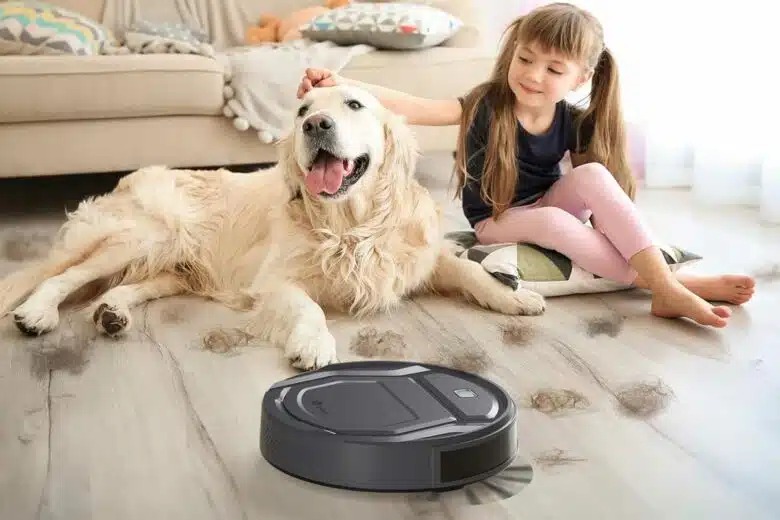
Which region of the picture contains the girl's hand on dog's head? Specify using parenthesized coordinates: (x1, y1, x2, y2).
(297, 68, 340, 99)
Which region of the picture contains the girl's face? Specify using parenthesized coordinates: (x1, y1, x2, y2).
(507, 40, 591, 109)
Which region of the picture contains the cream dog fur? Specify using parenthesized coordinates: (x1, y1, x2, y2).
(0, 85, 545, 370)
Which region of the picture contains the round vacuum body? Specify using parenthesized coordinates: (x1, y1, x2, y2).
(260, 360, 518, 492)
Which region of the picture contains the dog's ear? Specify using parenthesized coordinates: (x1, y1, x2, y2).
(381, 111, 418, 179)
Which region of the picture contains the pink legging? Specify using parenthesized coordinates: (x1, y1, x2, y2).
(474, 163, 655, 284)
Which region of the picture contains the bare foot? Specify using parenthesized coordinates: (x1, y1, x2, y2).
(651, 281, 732, 328)
(677, 274, 756, 305)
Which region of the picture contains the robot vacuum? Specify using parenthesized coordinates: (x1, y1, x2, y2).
(260, 360, 518, 492)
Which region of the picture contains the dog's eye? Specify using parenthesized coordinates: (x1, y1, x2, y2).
(346, 99, 363, 110)
(297, 105, 309, 118)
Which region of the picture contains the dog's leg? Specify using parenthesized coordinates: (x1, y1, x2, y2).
(89, 272, 184, 337)
(12, 243, 142, 336)
(430, 250, 546, 315)
(244, 281, 339, 371)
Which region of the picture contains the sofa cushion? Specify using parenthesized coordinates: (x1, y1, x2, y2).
(340, 44, 495, 100)
(0, 53, 226, 123)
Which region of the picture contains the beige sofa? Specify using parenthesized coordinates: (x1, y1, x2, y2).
(0, 0, 496, 179)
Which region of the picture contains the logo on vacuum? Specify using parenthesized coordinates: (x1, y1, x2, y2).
(311, 399, 328, 414)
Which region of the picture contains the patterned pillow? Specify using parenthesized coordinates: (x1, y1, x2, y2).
(126, 20, 209, 46)
(0, 1, 116, 56)
(300, 2, 462, 50)
(445, 231, 703, 297)
(116, 19, 214, 56)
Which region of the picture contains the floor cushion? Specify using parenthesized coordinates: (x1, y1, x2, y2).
(446, 231, 702, 297)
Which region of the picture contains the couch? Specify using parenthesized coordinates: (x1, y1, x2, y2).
(0, 0, 496, 179)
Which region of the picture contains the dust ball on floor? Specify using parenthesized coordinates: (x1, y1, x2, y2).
(442, 348, 491, 374)
(349, 326, 408, 359)
(533, 448, 587, 469)
(614, 379, 675, 418)
(529, 389, 590, 415)
(585, 314, 625, 338)
(202, 327, 252, 354)
(500, 321, 537, 346)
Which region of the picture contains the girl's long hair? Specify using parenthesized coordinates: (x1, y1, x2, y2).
(454, 2, 636, 220)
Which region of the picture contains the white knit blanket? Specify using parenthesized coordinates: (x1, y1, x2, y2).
(100, 0, 374, 143)
(217, 41, 373, 143)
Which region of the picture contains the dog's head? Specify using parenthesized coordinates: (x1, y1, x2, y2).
(279, 84, 417, 202)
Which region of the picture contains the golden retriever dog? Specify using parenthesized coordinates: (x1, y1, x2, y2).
(0, 84, 545, 370)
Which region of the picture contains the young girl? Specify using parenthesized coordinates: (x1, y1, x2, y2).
(296, 2, 755, 328)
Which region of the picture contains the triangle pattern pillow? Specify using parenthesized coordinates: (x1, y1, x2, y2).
(445, 231, 703, 297)
(0, 0, 117, 56)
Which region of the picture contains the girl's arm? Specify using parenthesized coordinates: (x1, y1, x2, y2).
(341, 78, 462, 126)
(297, 68, 462, 126)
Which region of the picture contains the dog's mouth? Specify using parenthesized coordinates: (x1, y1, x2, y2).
(304, 148, 370, 198)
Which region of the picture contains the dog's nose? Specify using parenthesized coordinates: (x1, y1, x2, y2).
(302, 114, 335, 135)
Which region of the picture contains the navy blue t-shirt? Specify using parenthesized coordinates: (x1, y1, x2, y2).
(458, 95, 594, 227)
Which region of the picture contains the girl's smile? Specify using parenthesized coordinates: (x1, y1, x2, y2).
(518, 83, 543, 95)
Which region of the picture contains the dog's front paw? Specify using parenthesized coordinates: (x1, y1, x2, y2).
(285, 325, 339, 371)
(514, 289, 546, 315)
(92, 303, 131, 337)
(13, 299, 60, 336)
(489, 288, 546, 316)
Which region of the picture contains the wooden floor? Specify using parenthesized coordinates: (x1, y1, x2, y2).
(1, 154, 779, 520)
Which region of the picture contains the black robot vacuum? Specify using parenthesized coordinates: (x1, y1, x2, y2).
(260, 360, 519, 492)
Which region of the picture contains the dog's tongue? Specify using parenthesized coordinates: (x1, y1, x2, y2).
(306, 155, 353, 195)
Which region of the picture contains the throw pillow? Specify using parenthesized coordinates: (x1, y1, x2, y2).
(300, 2, 463, 50)
(114, 20, 214, 57)
(0, 0, 116, 56)
(445, 231, 703, 297)
(126, 20, 209, 46)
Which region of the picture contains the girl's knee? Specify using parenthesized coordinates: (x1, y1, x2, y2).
(570, 162, 615, 187)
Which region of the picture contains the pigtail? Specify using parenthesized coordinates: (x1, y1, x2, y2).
(580, 47, 636, 200)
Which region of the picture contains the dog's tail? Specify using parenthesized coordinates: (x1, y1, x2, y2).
(0, 236, 110, 318)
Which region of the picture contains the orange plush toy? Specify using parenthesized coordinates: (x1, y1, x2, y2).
(246, 0, 351, 44)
